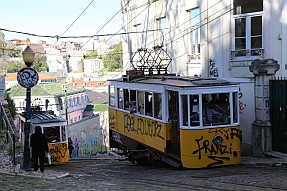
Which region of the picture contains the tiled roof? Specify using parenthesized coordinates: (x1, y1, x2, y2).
(8, 82, 85, 97)
(68, 79, 107, 88)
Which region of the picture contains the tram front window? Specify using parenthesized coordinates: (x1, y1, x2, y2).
(202, 93, 230, 126)
(44, 126, 61, 143)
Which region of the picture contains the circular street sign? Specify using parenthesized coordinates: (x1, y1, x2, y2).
(17, 67, 39, 88)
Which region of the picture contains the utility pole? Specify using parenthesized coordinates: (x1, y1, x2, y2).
(62, 83, 68, 125)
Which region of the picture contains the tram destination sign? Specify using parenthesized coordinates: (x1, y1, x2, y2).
(17, 67, 39, 88)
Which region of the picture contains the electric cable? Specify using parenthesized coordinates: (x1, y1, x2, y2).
(47, 0, 95, 55)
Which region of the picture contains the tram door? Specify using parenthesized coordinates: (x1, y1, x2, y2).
(167, 91, 180, 156)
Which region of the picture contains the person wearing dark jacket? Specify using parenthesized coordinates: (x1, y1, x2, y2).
(30, 126, 49, 172)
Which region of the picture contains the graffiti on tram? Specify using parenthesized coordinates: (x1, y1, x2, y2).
(192, 127, 241, 167)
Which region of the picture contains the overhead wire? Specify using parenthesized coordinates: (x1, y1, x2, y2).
(1, 0, 252, 73)
(47, 0, 95, 55)
(0, 1, 233, 66)
(70, 0, 134, 58)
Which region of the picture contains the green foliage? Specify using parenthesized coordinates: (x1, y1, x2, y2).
(7, 61, 25, 73)
(85, 51, 99, 60)
(94, 104, 108, 112)
(0, 31, 6, 49)
(102, 42, 123, 72)
(33, 55, 48, 72)
(6, 92, 17, 119)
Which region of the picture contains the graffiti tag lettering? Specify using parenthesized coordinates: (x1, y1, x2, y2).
(124, 113, 164, 140)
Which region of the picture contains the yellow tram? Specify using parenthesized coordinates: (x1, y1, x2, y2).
(108, 72, 241, 168)
(19, 109, 69, 164)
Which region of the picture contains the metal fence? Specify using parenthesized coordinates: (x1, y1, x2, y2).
(0, 103, 16, 165)
(270, 78, 287, 152)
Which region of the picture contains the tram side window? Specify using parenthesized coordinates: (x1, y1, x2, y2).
(61, 126, 67, 142)
(190, 95, 200, 126)
(44, 126, 61, 143)
(154, 93, 162, 120)
(124, 89, 130, 110)
(130, 90, 137, 113)
(137, 91, 145, 115)
(109, 86, 115, 107)
(182, 95, 188, 126)
(118, 88, 124, 109)
(182, 95, 200, 126)
(145, 92, 153, 117)
(233, 92, 239, 123)
(202, 93, 230, 126)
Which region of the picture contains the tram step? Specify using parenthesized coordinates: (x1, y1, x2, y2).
(162, 155, 182, 168)
(265, 151, 287, 159)
(166, 153, 181, 161)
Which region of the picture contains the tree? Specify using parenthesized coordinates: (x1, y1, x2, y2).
(0, 30, 6, 48)
(6, 92, 17, 119)
(84, 50, 100, 60)
(7, 60, 25, 73)
(102, 42, 123, 72)
(33, 55, 48, 72)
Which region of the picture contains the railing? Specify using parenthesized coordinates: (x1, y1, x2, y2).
(0, 103, 16, 165)
(230, 48, 264, 60)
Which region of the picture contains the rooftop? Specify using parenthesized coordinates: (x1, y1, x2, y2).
(8, 82, 85, 97)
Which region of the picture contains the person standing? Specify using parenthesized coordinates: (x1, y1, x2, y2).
(68, 137, 74, 158)
(30, 126, 49, 172)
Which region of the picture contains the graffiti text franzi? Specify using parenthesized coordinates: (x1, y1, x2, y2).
(124, 113, 164, 140)
(193, 127, 240, 167)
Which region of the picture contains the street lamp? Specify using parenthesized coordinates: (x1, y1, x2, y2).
(21, 46, 35, 171)
(62, 83, 68, 125)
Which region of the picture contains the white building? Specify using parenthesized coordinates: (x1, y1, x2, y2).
(84, 59, 103, 75)
(44, 45, 66, 74)
(8, 82, 89, 125)
(121, 0, 286, 154)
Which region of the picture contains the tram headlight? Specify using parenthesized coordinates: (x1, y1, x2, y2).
(213, 135, 223, 145)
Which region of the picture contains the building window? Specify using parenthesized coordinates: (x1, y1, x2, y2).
(188, 8, 200, 55)
(134, 23, 143, 50)
(232, 0, 263, 58)
(156, 17, 166, 46)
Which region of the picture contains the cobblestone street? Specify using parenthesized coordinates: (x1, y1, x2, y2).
(1, 157, 287, 191)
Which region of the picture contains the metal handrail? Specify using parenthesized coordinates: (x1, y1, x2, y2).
(0, 103, 16, 165)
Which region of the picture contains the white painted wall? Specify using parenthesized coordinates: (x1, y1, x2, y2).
(121, 0, 285, 150)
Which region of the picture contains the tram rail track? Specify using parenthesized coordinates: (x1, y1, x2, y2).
(50, 160, 287, 191)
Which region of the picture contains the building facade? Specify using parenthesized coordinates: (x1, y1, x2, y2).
(8, 82, 89, 125)
(121, 0, 287, 154)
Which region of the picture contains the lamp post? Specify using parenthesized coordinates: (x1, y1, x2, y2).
(62, 83, 68, 125)
(18, 46, 37, 171)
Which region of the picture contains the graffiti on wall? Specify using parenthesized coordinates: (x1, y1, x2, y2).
(239, 87, 247, 114)
(192, 127, 240, 167)
(69, 128, 107, 157)
(68, 114, 109, 157)
(209, 59, 219, 78)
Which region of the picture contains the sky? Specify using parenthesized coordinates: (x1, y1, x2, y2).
(0, 0, 123, 45)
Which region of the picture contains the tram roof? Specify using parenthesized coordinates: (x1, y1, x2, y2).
(108, 75, 237, 88)
(20, 112, 66, 124)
